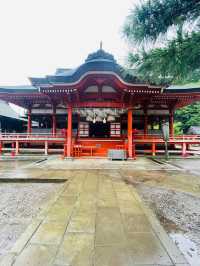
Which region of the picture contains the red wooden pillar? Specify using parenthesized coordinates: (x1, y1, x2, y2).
(77, 113, 80, 138)
(182, 142, 187, 157)
(27, 108, 32, 135)
(16, 141, 19, 155)
(52, 105, 57, 136)
(152, 142, 156, 156)
(52, 114, 56, 136)
(0, 141, 2, 155)
(128, 108, 133, 158)
(67, 106, 73, 158)
(45, 141, 48, 155)
(144, 111, 148, 136)
(169, 110, 174, 138)
(11, 142, 15, 157)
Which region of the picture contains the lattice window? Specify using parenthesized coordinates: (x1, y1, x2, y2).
(110, 123, 121, 137)
(79, 122, 89, 137)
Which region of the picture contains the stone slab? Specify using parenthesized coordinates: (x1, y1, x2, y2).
(94, 245, 133, 266)
(54, 233, 94, 266)
(67, 212, 96, 233)
(30, 222, 66, 245)
(95, 207, 126, 246)
(122, 214, 152, 233)
(14, 244, 58, 266)
(45, 204, 74, 222)
(127, 232, 173, 265)
(3, 164, 189, 266)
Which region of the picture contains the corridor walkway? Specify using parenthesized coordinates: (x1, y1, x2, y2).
(0, 167, 188, 266)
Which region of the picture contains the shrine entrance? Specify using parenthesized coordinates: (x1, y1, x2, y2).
(2, 48, 196, 159)
(89, 122, 110, 138)
(77, 108, 124, 139)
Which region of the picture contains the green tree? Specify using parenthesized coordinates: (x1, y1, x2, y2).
(175, 102, 200, 132)
(124, 0, 200, 43)
(174, 122, 183, 135)
(123, 0, 200, 132)
(128, 32, 200, 84)
(123, 0, 200, 84)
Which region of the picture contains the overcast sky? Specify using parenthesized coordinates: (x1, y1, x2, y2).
(0, 0, 137, 85)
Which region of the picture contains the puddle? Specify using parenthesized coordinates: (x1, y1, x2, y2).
(153, 209, 200, 266)
(154, 210, 200, 265)
(136, 184, 200, 266)
(170, 232, 200, 266)
(155, 207, 200, 265)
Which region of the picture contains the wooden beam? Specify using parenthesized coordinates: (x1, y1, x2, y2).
(73, 101, 127, 108)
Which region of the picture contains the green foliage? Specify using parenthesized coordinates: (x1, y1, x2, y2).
(123, 0, 200, 43)
(175, 102, 200, 132)
(123, 0, 200, 84)
(123, 0, 200, 131)
(128, 32, 200, 84)
(174, 122, 183, 135)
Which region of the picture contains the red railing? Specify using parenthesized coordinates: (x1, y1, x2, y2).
(0, 132, 200, 141)
(0, 133, 65, 140)
(133, 134, 200, 141)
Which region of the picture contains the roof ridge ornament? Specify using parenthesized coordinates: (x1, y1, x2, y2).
(85, 46, 116, 63)
(100, 41, 103, 50)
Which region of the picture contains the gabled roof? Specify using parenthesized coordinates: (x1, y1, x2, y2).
(0, 100, 25, 121)
(0, 85, 38, 93)
(30, 49, 143, 86)
(1, 49, 200, 96)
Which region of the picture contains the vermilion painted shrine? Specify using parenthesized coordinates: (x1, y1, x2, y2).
(0, 48, 200, 158)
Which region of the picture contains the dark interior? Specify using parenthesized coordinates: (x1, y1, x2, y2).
(89, 122, 110, 138)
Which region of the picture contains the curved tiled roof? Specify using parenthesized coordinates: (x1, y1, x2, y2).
(0, 49, 200, 94)
(30, 49, 142, 86)
(0, 100, 26, 121)
(0, 85, 38, 93)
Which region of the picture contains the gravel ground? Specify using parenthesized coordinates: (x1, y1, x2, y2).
(0, 182, 62, 259)
(136, 184, 200, 265)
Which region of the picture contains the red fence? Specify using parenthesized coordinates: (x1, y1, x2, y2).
(134, 134, 200, 142)
(0, 133, 199, 157)
(0, 133, 65, 140)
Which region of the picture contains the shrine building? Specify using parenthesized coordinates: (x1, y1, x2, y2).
(0, 48, 200, 158)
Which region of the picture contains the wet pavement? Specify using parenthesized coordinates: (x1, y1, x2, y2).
(122, 168, 200, 197)
(0, 157, 188, 266)
(170, 233, 199, 266)
(137, 183, 200, 266)
(38, 156, 176, 170)
(170, 158, 200, 176)
(0, 160, 36, 171)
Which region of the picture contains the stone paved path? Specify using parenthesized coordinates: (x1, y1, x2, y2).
(0, 168, 188, 266)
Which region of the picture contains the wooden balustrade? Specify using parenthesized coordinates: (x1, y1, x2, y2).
(0, 133, 199, 158)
